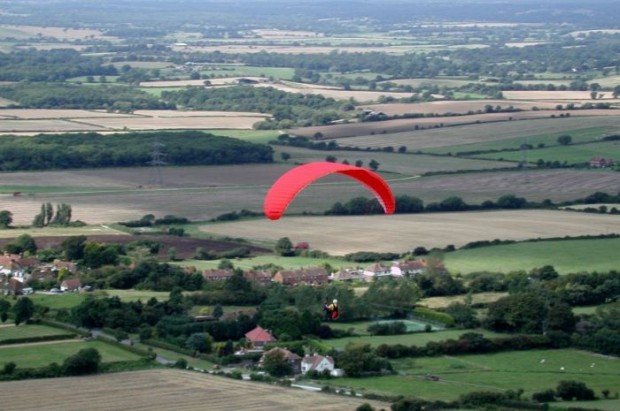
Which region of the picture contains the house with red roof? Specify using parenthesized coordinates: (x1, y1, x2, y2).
(245, 326, 276, 348)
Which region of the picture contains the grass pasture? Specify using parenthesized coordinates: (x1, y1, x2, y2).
(419, 292, 508, 309)
(323, 329, 507, 349)
(275, 146, 510, 175)
(475, 140, 620, 164)
(0, 369, 388, 411)
(444, 237, 620, 274)
(327, 349, 620, 401)
(329, 116, 620, 151)
(199, 210, 620, 255)
(0, 324, 74, 343)
(0, 340, 142, 369)
(424, 126, 618, 155)
(29, 293, 88, 310)
(178, 255, 349, 271)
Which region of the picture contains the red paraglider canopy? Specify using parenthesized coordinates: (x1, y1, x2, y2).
(264, 161, 395, 220)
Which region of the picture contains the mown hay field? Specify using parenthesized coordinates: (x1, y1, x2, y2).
(291, 110, 619, 139)
(199, 210, 620, 255)
(171, 43, 432, 54)
(444, 237, 620, 274)
(503, 90, 618, 100)
(0, 109, 138, 119)
(330, 116, 620, 150)
(258, 81, 414, 102)
(360, 99, 602, 115)
(0, 25, 116, 41)
(0, 109, 269, 133)
(3, 167, 619, 224)
(0, 369, 388, 411)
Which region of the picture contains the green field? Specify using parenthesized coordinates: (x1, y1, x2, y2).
(326, 349, 620, 401)
(552, 399, 620, 411)
(475, 141, 620, 164)
(0, 324, 73, 342)
(274, 146, 509, 175)
(328, 320, 443, 336)
(573, 302, 619, 315)
(200, 64, 295, 80)
(0, 340, 142, 368)
(324, 329, 507, 349)
(140, 87, 186, 96)
(424, 126, 616, 155)
(444, 238, 620, 274)
(177, 255, 349, 271)
(29, 293, 88, 310)
(104, 289, 172, 302)
(204, 129, 281, 144)
(29, 290, 173, 310)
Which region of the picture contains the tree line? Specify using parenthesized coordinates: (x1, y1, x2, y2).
(0, 131, 273, 171)
(161, 86, 351, 129)
(0, 82, 174, 110)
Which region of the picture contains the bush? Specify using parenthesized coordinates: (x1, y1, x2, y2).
(62, 348, 101, 376)
(532, 389, 556, 402)
(556, 380, 596, 401)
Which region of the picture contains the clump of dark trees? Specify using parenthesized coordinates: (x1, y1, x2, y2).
(161, 86, 351, 129)
(0, 131, 273, 171)
(0, 82, 173, 110)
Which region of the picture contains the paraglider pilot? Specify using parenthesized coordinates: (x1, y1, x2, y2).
(323, 299, 339, 320)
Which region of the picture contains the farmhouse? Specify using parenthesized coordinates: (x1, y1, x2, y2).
(202, 269, 234, 281)
(331, 268, 364, 282)
(301, 354, 335, 375)
(363, 263, 392, 280)
(272, 267, 329, 286)
(260, 348, 302, 374)
(245, 326, 276, 348)
(243, 269, 272, 285)
(391, 260, 427, 276)
(60, 278, 82, 292)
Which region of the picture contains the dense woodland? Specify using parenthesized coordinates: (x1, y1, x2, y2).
(162, 86, 350, 128)
(0, 83, 174, 110)
(0, 49, 117, 82)
(0, 132, 273, 171)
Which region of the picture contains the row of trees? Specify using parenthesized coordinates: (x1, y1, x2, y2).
(0, 131, 273, 171)
(0, 82, 173, 110)
(161, 86, 350, 129)
(32, 203, 72, 227)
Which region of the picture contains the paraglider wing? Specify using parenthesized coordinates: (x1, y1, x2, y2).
(263, 161, 396, 220)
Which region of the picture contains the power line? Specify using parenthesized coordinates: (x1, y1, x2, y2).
(147, 139, 166, 186)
